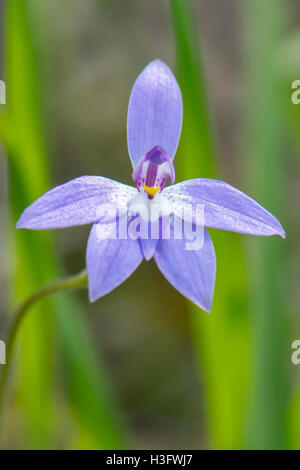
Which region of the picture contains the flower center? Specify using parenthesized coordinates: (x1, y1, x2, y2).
(132, 145, 175, 199)
(143, 185, 160, 197)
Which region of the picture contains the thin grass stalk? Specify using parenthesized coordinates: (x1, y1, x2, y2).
(1, 0, 127, 449)
(241, 0, 289, 449)
(169, 0, 250, 449)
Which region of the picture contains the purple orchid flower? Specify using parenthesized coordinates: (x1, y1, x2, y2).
(17, 60, 285, 312)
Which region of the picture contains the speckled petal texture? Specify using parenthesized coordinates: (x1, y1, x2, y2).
(127, 60, 183, 168)
(16, 176, 137, 230)
(164, 179, 285, 238)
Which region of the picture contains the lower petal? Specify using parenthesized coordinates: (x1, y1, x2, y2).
(139, 238, 159, 261)
(154, 229, 216, 312)
(86, 222, 143, 302)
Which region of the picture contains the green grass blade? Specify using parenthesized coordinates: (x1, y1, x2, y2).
(1, 0, 126, 449)
(56, 294, 127, 449)
(0, 110, 11, 150)
(241, 0, 289, 449)
(169, 0, 215, 178)
(6, 0, 57, 447)
(169, 0, 250, 449)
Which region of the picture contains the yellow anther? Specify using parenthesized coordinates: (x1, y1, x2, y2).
(143, 185, 160, 197)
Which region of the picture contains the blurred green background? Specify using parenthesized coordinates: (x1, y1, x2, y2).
(0, 0, 299, 450)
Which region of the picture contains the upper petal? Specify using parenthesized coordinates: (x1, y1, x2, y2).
(16, 176, 137, 230)
(86, 222, 143, 302)
(154, 229, 216, 312)
(127, 59, 183, 168)
(164, 179, 285, 238)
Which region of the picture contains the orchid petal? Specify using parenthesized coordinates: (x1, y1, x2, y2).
(86, 222, 143, 302)
(154, 229, 216, 312)
(139, 238, 159, 261)
(164, 179, 285, 238)
(127, 59, 183, 168)
(16, 176, 137, 230)
(129, 216, 168, 261)
(128, 214, 170, 261)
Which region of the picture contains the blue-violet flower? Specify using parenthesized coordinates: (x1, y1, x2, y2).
(17, 60, 285, 312)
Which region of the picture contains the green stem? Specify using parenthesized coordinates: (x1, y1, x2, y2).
(0, 269, 87, 410)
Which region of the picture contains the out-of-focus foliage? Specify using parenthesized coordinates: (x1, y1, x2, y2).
(242, 0, 289, 449)
(0, 0, 126, 449)
(170, 0, 250, 449)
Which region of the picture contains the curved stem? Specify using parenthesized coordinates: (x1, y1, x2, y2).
(0, 269, 88, 410)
